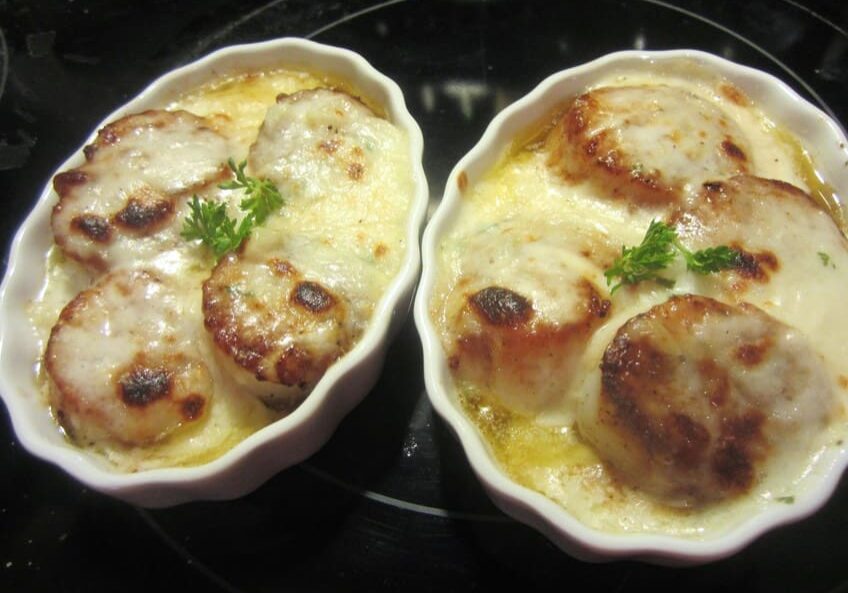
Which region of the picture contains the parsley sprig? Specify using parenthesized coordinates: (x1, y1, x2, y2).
(219, 158, 283, 226)
(181, 159, 284, 259)
(604, 220, 742, 294)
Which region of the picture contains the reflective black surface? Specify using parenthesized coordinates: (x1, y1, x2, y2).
(2, 1, 847, 591)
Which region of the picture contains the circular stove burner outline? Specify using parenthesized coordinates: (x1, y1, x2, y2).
(0, 27, 8, 103)
(643, 0, 840, 120)
(305, 0, 407, 40)
(299, 461, 512, 522)
(779, 0, 847, 37)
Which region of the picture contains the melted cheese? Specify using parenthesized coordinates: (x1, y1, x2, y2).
(431, 69, 848, 537)
(31, 68, 413, 471)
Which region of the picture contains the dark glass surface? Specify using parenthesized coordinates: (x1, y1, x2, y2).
(1, 1, 847, 591)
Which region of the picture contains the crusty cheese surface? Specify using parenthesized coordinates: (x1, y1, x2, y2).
(30, 68, 413, 471)
(431, 67, 848, 537)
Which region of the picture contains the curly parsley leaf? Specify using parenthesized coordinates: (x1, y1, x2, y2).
(220, 158, 284, 225)
(604, 220, 678, 294)
(604, 221, 742, 294)
(818, 251, 836, 269)
(677, 244, 742, 275)
(180, 196, 252, 259)
(181, 159, 284, 260)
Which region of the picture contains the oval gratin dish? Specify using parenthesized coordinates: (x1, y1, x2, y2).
(0, 38, 428, 507)
(414, 49, 848, 565)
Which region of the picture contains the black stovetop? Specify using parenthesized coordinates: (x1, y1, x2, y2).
(1, 1, 847, 591)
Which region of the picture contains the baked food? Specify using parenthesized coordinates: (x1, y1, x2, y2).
(429, 61, 848, 537)
(34, 67, 415, 470)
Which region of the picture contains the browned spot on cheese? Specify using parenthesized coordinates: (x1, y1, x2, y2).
(180, 395, 206, 421)
(698, 358, 730, 408)
(269, 258, 295, 277)
(292, 281, 335, 313)
(275, 346, 311, 387)
(668, 413, 711, 467)
(721, 138, 748, 162)
(319, 138, 340, 155)
(113, 191, 174, 233)
(734, 246, 780, 282)
(374, 243, 388, 258)
(347, 162, 364, 180)
(458, 171, 469, 193)
(53, 170, 89, 198)
(469, 286, 532, 327)
(720, 83, 750, 106)
(119, 366, 172, 407)
(735, 336, 774, 367)
(703, 180, 725, 194)
(588, 291, 611, 318)
(839, 375, 848, 390)
(713, 411, 767, 490)
(71, 214, 112, 243)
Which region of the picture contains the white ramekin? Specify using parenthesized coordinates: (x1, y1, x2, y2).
(0, 38, 428, 507)
(414, 49, 848, 565)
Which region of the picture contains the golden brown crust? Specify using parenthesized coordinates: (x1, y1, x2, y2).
(590, 295, 811, 505)
(202, 254, 351, 388)
(545, 86, 751, 209)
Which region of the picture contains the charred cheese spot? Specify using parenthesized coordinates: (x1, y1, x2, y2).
(733, 246, 779, 282)
(112, 186, 175, 234)
(292, 281, 335, 313)
(119, 365, 172, 407)
(469, 286, 533, 327)
(545, 85, 751, 209)
(579, 295, 835, 507)
(71, 214, 112, 243)
(180, 395, 206, 421)
(721, 138, 748, 162)
(53, 170, 89, 197)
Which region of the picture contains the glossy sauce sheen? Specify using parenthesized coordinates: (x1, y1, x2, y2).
(31, 69, 413, 471)
(431, 66, 848, 537)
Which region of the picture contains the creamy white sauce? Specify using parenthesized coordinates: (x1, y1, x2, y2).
(432, 69, 848, 537)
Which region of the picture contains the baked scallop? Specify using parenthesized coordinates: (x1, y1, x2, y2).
(440, 221, 611, 415)
(51, 110, 232, 272)
(578, 294, 835, 507)
(545, 85, 751, 208)
(670, 174, 847, 293)
(45, 269, 212, 446)
(202, 251, 358, 410)
(248, 88, 390, 203)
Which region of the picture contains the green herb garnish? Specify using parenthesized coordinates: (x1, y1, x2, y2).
(181, 159, 284, 259)
(604, 220, 742, 294)
(604, 220, 678, 294)
(818, 251, 836, 269)
(219, 158, 283, 226)
(776, 495, 795, 504)
(678, 244, 743, 275)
